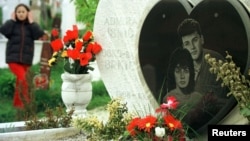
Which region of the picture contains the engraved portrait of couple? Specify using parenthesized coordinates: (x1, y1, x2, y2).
(139, 0, 249, 138)
(163, 18, 229, 137)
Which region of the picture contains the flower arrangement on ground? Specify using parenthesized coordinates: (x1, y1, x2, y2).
(48, 25, 102, 74)
(205, 51, 250, 122)
(123, 96, 185, 141)
(72, 96, 186, 141)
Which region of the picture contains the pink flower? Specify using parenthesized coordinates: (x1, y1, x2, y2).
(162, 96, 179, 109)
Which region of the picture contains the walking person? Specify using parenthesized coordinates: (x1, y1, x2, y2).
(0, 3, 48, 110)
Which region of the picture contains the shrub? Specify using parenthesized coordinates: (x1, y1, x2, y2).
(0, 77, 15, 98)
(0, 68, 15, 98)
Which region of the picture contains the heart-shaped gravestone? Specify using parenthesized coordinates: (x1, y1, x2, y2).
(94, 0, 250, 136)
(93, 0, 162, 116)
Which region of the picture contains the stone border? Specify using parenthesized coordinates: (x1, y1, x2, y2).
(0, 121, 79, 141)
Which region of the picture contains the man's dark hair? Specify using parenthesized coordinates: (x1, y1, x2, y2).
(177, 18, 202, 37)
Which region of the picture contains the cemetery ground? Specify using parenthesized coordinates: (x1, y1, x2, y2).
(0, 61, 111, 125)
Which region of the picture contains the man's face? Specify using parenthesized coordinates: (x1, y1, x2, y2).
(181, 31, 204, 61)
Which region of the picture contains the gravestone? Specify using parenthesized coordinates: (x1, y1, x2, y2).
(94, 0, 250, 139)
(94, 0, 159, 115)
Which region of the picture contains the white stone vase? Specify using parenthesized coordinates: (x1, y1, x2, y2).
(61, 72, 92, 117)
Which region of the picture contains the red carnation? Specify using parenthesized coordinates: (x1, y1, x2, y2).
(82, 30, 93, 41)
(79, 53, 92, 66)
(86, 42, 102, 54)
(50, 39, 63, 52)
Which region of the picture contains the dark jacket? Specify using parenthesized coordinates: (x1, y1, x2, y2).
(0, 19, 45, 65)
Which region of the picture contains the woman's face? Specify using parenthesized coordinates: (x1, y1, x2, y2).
(174, 64, 190, 88)
(16, 6, 28, 21)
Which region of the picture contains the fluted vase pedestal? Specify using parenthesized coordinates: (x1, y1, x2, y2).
(61, 72, 92, 118)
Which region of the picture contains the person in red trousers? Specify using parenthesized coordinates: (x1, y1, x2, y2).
(0, 3, 48, 109)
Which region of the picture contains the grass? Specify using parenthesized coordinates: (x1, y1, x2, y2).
(87, 95, 111, 110)
(0, 61, 111, 123)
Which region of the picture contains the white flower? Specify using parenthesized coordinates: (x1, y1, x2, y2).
(155, 127, 165, 138)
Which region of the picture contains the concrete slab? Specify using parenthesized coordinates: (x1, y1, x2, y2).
(0, 126, 79, 141)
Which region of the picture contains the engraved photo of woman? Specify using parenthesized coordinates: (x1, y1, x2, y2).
(163, 47, 202, 108)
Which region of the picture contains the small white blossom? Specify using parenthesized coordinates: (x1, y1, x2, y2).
(155, 127, 165, 138)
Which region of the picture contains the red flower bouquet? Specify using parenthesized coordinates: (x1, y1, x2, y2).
(48, 25, 102, 74)
(125, 96, 186, 141)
